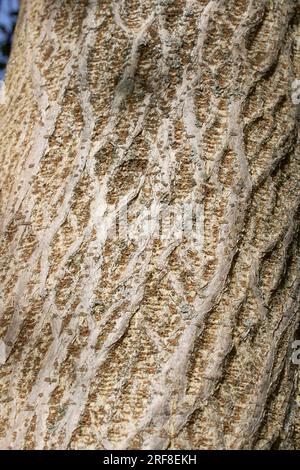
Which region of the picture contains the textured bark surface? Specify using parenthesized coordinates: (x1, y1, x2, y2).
(0, 0, 299, 450)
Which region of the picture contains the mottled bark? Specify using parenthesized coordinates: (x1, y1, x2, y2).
(0, 0, 299, 450)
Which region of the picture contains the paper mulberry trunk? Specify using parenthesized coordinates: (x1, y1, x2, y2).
(0, 0, 299, 450)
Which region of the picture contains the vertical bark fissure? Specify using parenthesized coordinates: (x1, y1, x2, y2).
(0, 0, 299, 450)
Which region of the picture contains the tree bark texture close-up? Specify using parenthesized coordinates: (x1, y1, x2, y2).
(0, 0, 299, 450)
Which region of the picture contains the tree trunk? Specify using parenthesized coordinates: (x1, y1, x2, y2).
(0, 0, 299, 450)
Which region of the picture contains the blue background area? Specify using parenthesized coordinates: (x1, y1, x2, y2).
(0, 0, 19, 79)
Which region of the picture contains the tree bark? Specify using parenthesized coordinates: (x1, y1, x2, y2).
(0, 0, 299, 450)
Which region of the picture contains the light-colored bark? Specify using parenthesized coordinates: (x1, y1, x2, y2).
(0, 0, 299, 450)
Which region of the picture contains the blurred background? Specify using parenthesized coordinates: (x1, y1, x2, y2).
(0, 0, 19, 79)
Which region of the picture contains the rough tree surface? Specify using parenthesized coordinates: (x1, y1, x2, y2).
(0, 0, 299, 450)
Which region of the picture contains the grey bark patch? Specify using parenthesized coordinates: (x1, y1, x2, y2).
(0, 340, 6, 365)
(116, 77, 135, 97)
